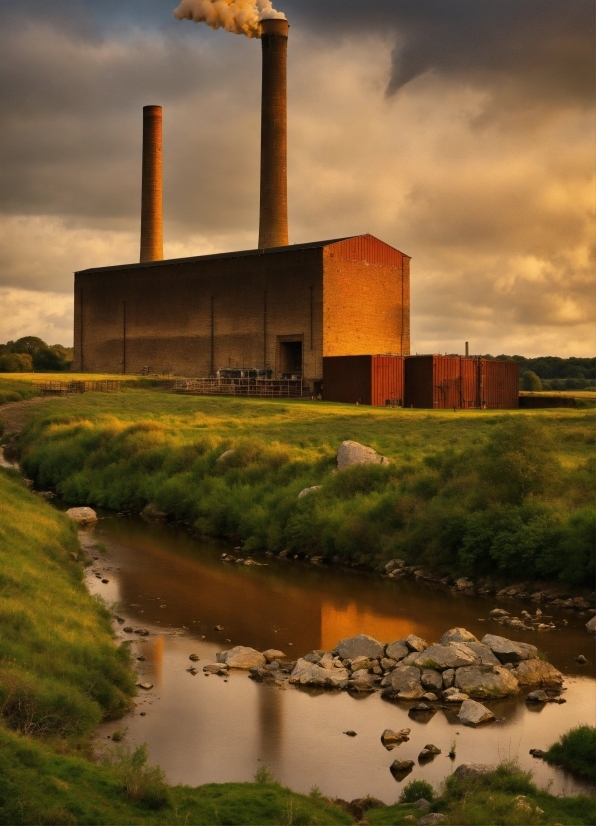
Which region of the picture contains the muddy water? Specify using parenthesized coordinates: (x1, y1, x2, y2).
(82, 516, 595, 802)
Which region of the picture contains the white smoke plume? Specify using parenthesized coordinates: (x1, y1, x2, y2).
(173, 0, 285, 38)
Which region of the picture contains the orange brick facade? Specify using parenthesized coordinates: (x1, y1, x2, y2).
(72, 234, 410, 386)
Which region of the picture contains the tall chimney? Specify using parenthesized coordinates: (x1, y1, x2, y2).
(258, 19, 289, 249)
(140, 105, 163, 263)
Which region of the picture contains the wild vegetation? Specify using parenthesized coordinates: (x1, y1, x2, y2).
(0, 337, 73, 372)
(543, 726, 596, 781)
(482, 355, 596, 391)
(10, 389, 595, 588)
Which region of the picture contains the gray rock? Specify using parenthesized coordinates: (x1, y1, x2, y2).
(136, 682, 153, 690)
(585, 615, 596, 634)
(440, 627, 479, 645)
(386, 666, 425, 699)
(443, 689, 469, 702)
(460, 642, 500, 666)
(455, 665, 520, 699)
(415, 643, 477, 671)
(576, 655, 588, 664)
(405, 634, 429, 653)
(489, 609, 509, 618)
(417, 814, 446, 826)
(303, 650, 324, 664)
(334, 634, 385, 660)
(385, 558, 405, 573)
(189, 653, 200, 662)
(289, 658, 349, 688)
(381, 657, 398, 671)
(455, 577, 474, 590)
(337, 440, 390, 470)
(386, 640, 409, 661)
(424, 744, 441, 754)
(381, 728, 410, 747)
(414, 799, 431, 811)
(350, 656, 374, 672)
(221, 646, 266, 669)
(203, 663, 229, 675)
(457, 699, 496, 726)
(442, 668, 455, 688)
(453, 763, 497, 780)
(529, 748, 545, 758)
(349, 672, 379, 692)
(298, 485, 322, 499)
(422, 692, 439, 702)
(526, 690, 549, 703)
(262, 649, 285, 663)
(389, 759, 414, 777)
(65, 507, 98, 524)
(480, 634, 538, 664)
(514, 660, 563, 687)
(421, 669, 445, 692)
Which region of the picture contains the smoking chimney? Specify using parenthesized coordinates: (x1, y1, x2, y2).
(140, 105, 163, 263)
(258, 19, 289, 249)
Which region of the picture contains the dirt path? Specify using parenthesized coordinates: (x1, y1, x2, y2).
(0, 396, 65, 436)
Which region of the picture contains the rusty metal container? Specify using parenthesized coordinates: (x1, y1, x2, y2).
(405, 355, 519, 409)
(323, 355, 404, 406)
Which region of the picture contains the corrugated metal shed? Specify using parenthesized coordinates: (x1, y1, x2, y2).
(323, 355, 405, 406)
(405, 356, 519, 409)
(481, 359, 519, 408)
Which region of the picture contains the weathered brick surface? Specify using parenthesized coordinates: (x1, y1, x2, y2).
(72, 236, 410, 383)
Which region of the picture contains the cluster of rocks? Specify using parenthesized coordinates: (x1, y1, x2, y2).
(200, 628, 566, 725)
(220, 553, 266, 567)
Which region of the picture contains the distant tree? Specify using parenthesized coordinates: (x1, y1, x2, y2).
(0, 353, 33, 372)
(522, 370, 542, 391)
(12, 336, 48, 355)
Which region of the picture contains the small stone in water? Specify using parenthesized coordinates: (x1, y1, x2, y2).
(214, 625, 224, 631)
(137, 656, 146, 661)
(102, 579, 109, 584)
(137, 682, 153, 690)
(344, 730, 357, 737)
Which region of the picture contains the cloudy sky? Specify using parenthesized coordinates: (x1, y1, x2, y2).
(0, 0, 594, 356)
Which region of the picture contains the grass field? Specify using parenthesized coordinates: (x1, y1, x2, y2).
(6, 387, 594, 588)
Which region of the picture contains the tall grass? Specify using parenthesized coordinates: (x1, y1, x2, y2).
(0, 469, 135, 741)
(17, 394, 595, 587)
(544, 726, 596, 780)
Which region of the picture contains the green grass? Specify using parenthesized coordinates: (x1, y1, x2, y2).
(368, 763, 596, 825)
(0, 469, 135, 742)
(13, 390, 595, 587)
(543, 726, 596, 780)
(0, 378, 40, 407)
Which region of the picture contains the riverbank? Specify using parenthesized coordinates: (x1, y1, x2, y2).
(8, 388, 595, 594)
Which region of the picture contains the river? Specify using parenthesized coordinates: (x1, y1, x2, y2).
(79, 515, 595, 803)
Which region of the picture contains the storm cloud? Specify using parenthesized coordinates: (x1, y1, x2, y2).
(0, 0, 593, 355)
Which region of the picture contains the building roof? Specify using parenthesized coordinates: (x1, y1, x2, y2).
(75, 233, 410, 275)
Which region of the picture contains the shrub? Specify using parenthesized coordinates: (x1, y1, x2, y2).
(399, 779, 434, 803)
(522, 370, 542, 391)
(544, 725, 596, 779)
(104, 743, 170, 808)
(0, 353, 33, 372)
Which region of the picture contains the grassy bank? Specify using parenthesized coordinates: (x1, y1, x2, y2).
(12, 389, 595, 588)
(543, 726, 596, 780)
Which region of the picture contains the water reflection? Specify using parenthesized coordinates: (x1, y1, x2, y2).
(85, 515, 596, 801)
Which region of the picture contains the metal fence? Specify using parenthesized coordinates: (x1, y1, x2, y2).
(173, 377, 304, 398)
(35, 381, 122, 395)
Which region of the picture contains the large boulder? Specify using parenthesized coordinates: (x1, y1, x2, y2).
(289, 658, 349, 688)
(457, 699, 496, 726)
(65, 507, 97, 524)
(381, 728, 410, 747)
(405, 634, 429, 653)
(385, 666, 424, 700)
(453, 763, 497, 781)
(455, 665, 520, 699)
(461, 642, 500, 666)
(440, 628, 479, 645)
(415, 643, 477, 671)
(333, 634, 385, 660)
(386, 640, 409, 661)
(586, 616, 596, 634)
(421, 669, 443, 693)
(481, 634, 538, 664)
(337, 440, 390, 470)
(514, 659, 564, 687)
(221, 646, 266, 669)
(262, 649, 286, 663)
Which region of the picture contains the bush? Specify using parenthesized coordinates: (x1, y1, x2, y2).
(522, 370, 542, 391)
(103, 743, 170, 809)
(399, 779, 434, 803)
(544, 725, 596, 779)
(0, 353, 33, 372)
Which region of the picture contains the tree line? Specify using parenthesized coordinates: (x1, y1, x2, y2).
(481, 355, 595, 391)
(0, 337, 73, 372)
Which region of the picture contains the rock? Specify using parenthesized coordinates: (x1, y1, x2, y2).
(385, 559, 405, 573)
(460, 642, 500, 666)
(385, 666, 424, 700)
(421, 669, 443, 692)
(220, 646, 266, 669)
(424, 743, 441, 754)
(442, 668, 455, 688)
(488, 609, 509, 618)
(203, 663, 228, 675)
(455, 665, 520, 699)
(415, 643, 477, 671)
(349, 672, 379, 692)
(389, 759, 415, 778)
(249, 666, 277, 682)
(526, 690, 549, 703)
(381, 728, 410, 747)
(586, 616, 596, 634)
(418, 749, 436, 762)
(455, 577, 474, 591)
(417, 814, 446, 826)
(386, 640, 409, 661)
(289, 658, 349, 688)
(217, 450, 235, 462)
(303, 650, 324, 664)
(336, 440, 390, 470)
(65, 507, 98, 524)
(514, 660, 563, 687)
(136, 682, 153, 690)
(381, 657, 398, 671)
(189, 653, 200, 661)
(214, 625, 224, 631)
(480, 634, 538, 664)
(414, 799, 431, 812)
(440, 627, 479, 645)
(576, 654, 588, 664)
(141, 503, 167, 520)
(401, 652, 422, 666)
(405, 634, 429, 653)
(262, 649, 286, 663)
(457, 699, 496, 726)
(334, 634, 385, 660)
(422, 692, 439, 702)
(453, 764, 497, 780)
(344, 730, 357, 736)
(529, 748, 545, 758)
(123, 626, 133, 633)
(443, 689, 469, 702)
(349, 655, 374, 672)
(298, 485, 322, 499)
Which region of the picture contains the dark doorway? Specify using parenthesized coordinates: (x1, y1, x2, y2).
(279, 340, 302, 376)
